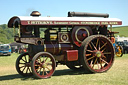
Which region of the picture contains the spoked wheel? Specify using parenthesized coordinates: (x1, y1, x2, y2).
(116, 45, 123, 57)
(16, 52, 33, 76)
(66, 61, 83, 70)
(79, 35, 115, 73)
(31, 52, 56, 79)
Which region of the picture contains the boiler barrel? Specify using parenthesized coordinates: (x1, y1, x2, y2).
(68, 12, 109, 18)
(28, 44, 73, 56)
(44, 44, 73, 55)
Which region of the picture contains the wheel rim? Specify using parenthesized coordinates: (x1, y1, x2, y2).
(16, 52, 33, 76)
(84, 37, 114, 72)
(32, 52, 56, 79)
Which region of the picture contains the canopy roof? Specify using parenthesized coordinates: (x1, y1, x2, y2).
(8, 16, 122, 27)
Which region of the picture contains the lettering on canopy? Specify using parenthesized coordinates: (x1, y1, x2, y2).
(22, 21, 120, 25)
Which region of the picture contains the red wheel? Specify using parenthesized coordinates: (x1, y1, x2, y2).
(16, 52, 33, 76)
(79, 35, 114, 73)
(31, 52, 56, 79)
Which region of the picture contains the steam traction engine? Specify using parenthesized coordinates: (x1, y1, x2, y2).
(8, 11, 122, 79)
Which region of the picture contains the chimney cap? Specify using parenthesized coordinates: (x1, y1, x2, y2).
(30, 11, 41, 16)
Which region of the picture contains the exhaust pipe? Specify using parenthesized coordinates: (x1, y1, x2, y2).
(68, 12, 109, 18)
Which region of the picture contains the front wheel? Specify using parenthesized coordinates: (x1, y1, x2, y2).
(31, 52, 56, 79)
(16, 52, 33, 76)
(79, 35, 115, 73)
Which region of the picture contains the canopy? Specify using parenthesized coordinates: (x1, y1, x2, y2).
(8, 16, 122, 27)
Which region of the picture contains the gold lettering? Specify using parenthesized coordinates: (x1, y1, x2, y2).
(81, 22, 100, 25)
(101, 22, 109, 24)
(50, 22, 53, 24)
(54, 21, 68, 24)
(109, 22, 118, 25)
(31, 21, 36, 24)
(69, 22, 80, 24)
(27, 21, 30, 24)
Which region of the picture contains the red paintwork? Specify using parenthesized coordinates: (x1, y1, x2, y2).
(82, 33, 86, 37)
(21, 20, 122, 26)
(72, 26, 91, 47)
(66, 50, 78, 61)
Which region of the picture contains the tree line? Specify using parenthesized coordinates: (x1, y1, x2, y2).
(0, 24, 14, 44)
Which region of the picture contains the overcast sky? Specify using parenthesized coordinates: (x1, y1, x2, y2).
(0, 0, 127, 26)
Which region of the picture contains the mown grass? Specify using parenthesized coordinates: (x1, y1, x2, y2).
(0, 53, 128, 85)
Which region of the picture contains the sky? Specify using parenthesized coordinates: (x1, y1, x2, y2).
(0, 0, 128, 26)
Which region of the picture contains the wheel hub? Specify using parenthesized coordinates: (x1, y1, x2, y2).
(25, 62, 31, 67)
(96, 51, 102, 57)
(42, 63, 47, 68)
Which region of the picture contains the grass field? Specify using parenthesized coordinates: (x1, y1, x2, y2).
(111, 26, 128, 37)
(0, 53, 128, 85)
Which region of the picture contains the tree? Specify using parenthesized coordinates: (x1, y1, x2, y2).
(0, 24, 14, 44)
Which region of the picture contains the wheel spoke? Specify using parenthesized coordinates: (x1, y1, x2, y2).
(86, 53, 92, 57)
(96, 38, 99, 48)
(87, 50, 94, 53)
(99, 58, 103, 69)
(87, 56, 95, 61)
(97, 61, 100, 69)
(44, 69, 48, 75)
(47, 62, 52, 66)
(24, 55, 27, 62)
(89, 43, 93, 50)
(28, 67, 31, 73)
(26, 67, 29, 73)
(39, 56, 42, 63)
(100, 42, 107, 50)
(19, 66, 25, 68)
(90, 60, 93, 66)
(92, 58, 98, 68)
(102, 56, 106, 59)
(22, 66, 26, 72)
(19, 63, 25, 64)
(21, 58, 26, 63)
(36, 66, 41, 71)
(98, 41, 100, 50)
(103, 52, 111, 55)
(46, 59, 52, 64)
(34, 64, 40, 66)
(45, 57, 48, 62)
(91, 42, 97, 50)
(100, 58, 109, 64)
(46, 66, 51, 71)
(101, 48, 106, 52)
(43, 68, 45, 76)
(39, 68, 42, 74)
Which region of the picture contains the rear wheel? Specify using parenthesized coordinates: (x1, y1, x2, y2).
(31, 52, 56, 79)
(79, 35, 115, 73)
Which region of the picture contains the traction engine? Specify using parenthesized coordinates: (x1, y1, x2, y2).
(8, 11, 122, 79)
